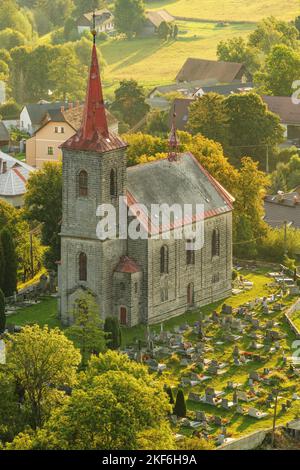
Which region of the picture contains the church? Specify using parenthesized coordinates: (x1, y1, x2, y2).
(58, 38, 234, 327)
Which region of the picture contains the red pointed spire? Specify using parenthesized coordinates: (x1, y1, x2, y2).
(80, 43, 109, 140)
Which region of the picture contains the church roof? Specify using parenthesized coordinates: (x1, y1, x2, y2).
(114, 256, 141, 274)
(61, 44, 126, 153)
(126, 152, 233, 234)
(0, 151, 35, 196)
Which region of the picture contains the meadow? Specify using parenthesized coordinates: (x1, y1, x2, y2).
(146, 0, 300, 22)
(100, 20, 256, 95)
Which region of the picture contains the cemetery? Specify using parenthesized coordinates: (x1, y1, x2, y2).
(4, 265, 300, 448)
(120, 266, 300, 448)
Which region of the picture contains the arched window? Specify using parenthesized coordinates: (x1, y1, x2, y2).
(78, 170, 88, 197)
(110, 168, 117, 197)
(212, 229, 220, 258)
(160, 245, 169, 274)
(186, 239, 195, 265)
(187, 282, 194, 307)
(79, 252, 87, 281)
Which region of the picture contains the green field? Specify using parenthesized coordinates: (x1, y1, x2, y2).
(100, 20, 255, 94)
(146, 0, 300, 22)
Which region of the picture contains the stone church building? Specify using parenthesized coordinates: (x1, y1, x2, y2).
(58, 41, 234, 327)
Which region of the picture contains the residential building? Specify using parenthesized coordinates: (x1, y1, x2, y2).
(176, 58, 250, 84)
(0, 151, 35, 207)
(264, 189, 300, 229)
(20, 101, 69, 135)
(262, 96, 300, 142)
(77, 9, 114, 35)
(26, 104, 118, 168)
(139, 10, 174, 36)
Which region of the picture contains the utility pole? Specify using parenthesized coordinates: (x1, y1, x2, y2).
(284, 220, 288, 257)
(271, 389, 279, 448)
(266, 145, 269, 173)
(30, 232, 34, 278)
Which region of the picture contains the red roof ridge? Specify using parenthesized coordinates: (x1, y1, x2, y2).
(114, 255, 141, 274)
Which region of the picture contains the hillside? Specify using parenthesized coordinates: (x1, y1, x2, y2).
(146, 0, 300, 22)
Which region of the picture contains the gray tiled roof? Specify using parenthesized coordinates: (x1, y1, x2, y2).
(126, 152, 233, 233)
(0, 151, 34, 196)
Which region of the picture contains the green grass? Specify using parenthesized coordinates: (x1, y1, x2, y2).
(6, 297, 61, 329)
(100, 20, 255, 95)
(146, 0, 300, 22)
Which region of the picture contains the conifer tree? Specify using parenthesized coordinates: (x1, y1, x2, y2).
(165, 386, 174, 405)
(1, 228, 17, 297)
(0, 288, 5, 333)
(104, 316, 122, 350)
(173, 389, 186, 417)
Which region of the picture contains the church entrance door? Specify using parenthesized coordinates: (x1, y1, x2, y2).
(120, 306, 127, 325)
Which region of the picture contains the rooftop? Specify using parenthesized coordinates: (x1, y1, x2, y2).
(0, 151, 35, 196)
(176, 58, 246, 83)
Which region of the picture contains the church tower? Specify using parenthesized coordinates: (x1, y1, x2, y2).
(59, 32, 127, 325)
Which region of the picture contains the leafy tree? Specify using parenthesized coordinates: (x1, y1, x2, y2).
(225, 92, 284, 165)
(178, 436, 214, 450)
(295, 16, 300, 34)
(188, 93, 229, 145)
(24, 162, 62, 269)
(12, 352, 172, 450)
(104, 316, 122, 350)
(112, 79, 150, 128)
(0, 289, 5, 333)
(217, 36, 260, 74)
(145, 109, 169, 136)
(0, 371, 26, 443)
(49, 47, 86, 101)
(74, 0, 106, 17)
(0, 61, 9, 82)
(255, 44, 300, 96)
(173, 389, 186, 417)
(114, 0, 145, 39)
(0, 0, 34, 40)
(0, 241, 4, 291)
(0, 28, 26, 50)
(65, 291, 106, 367)
(173, 23, 178, 39)
(248, 16, 299, 54)
(1, 228, 17, 297)
(0, 100, 20, 120)
(0, 49, 11, 65)
(6, 325, 81, 428)
(122, 132, 168, 165)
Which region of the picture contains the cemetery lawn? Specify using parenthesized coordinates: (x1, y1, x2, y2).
(99, 20, 255, 97)
(146, 0, 299, 22)
(6, 296, 60, 329)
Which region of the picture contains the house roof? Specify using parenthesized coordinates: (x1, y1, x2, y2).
(264, 189, 300, 229)
(126, 152, 233, 235)
(62, 105, 118, 132)
(114, 256, 141, 274)
(0, 121, 9, 142)
(0, 151, 35, 196)
(145, 9, 174, 28)
(176, 58, 246, 83)
(23, 102, 69, 126)
(262, 96, 300, 125)
(149, 81, 253, 98)
(82, 9, 113, 23)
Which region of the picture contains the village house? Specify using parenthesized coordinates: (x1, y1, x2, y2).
(20, 101, 70, 135)
(76, 9, 114, 35)
(264, 188, 300, 229)
(0, 150, 35, 207)
(0, 121, 9, 151)
(139, 10, 174, 36)
(176, 58, 250, 84)
(58, 40, 234, 328)
(26, 104, 118, 168)
(262, 96, 300, 143)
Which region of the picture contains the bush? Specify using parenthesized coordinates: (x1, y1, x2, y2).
(98, 32, 108, 41)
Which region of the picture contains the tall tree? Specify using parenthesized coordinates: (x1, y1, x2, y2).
(49, 47, 86, 101)
(74, 0, 106, 17)
(255, 44, 300, 96)
(188, 93, 229, 146)
(111, 79, 150, 127)
(104, 316, 122, 350)
(225, 92, 284, 165)
(217, 36, 260, 74)
(6, 325, 81, 428)
(0, 228, 17, 297)
(24, 162, 62, 269)
(114, 0, 145, 39)
(0, 288, 5, 333)
(65, 292, 106, 367)
(248, 16, 299, 54)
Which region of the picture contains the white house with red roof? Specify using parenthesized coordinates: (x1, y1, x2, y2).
(58, 37, 234, 327)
